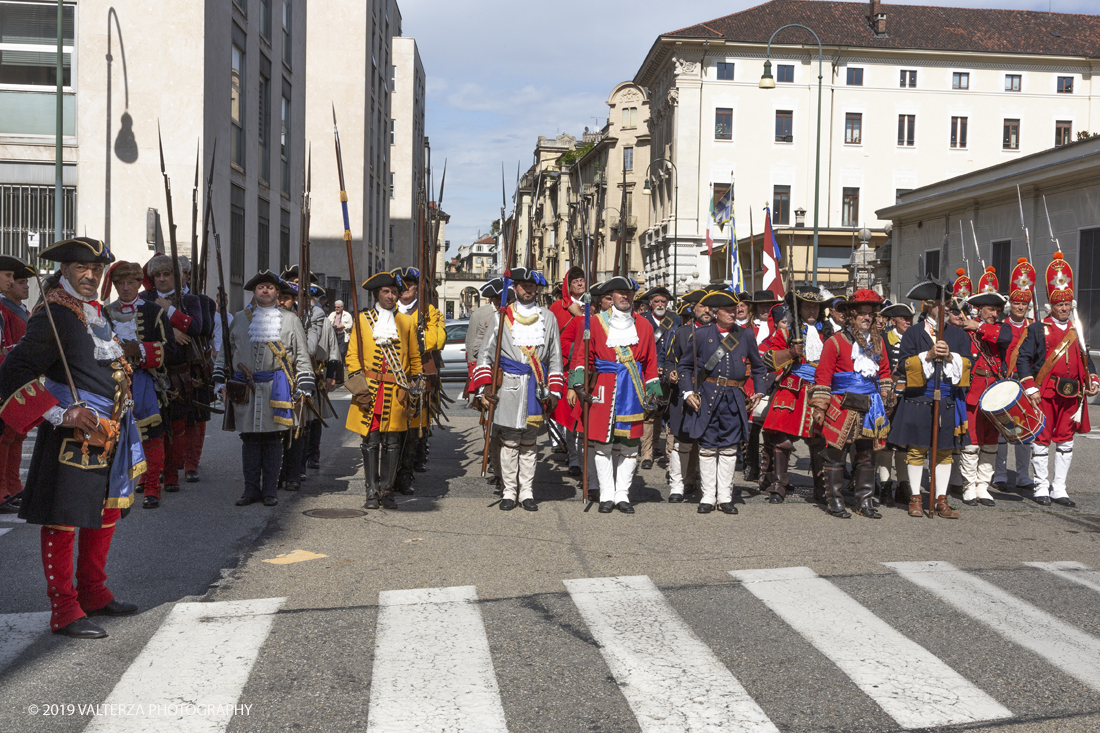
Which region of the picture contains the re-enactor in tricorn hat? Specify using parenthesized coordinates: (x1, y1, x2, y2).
(0, 237, 146, 639)
(213, 270, 314, 508)
(343, 270, 422, 508)
(0, 254, 36, 511)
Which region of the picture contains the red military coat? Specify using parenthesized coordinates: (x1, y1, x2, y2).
(568, 311, 658, 442)
(814, 331, 892, 447)
(759, 324, 823, 438)
(1020, 318, 1096, 439)
(967, 323, 1005, 444)
(552, 314, 581, 429)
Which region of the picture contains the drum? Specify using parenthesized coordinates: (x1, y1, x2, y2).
(978, 379, 1046, 444)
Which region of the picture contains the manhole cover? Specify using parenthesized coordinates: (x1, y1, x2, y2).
(302, 508, 369, 519)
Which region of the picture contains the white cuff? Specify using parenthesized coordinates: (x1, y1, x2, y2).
(1025, 386, 1039, 396)
(167, 305, 177, 318)
(138, 343, 147, 363)
(45, 406, 66, 426)
(921, 352, 963, 383)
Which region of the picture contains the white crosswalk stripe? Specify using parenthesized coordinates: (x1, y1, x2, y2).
(0, 528, 9, 538)
(84, 597, 285, 732)
(367, 585, 507, 733)
(886, 561, 1100, 691)
(0, 612, 49, 674)
(732, 566, 1011, 729)
(565, 575, 780, 733)
(1025, 560, 1100, 595)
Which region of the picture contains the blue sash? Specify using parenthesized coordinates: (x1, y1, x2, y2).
(595, 357, 645, 434)
(233, 369, 293, 426)
(44, 379, 144, 507)
(921, 380, 968, 437)
(130, 370, 161, 427)
(499, 354, 546, 423)
(832, 371, 890, 438)
(793, 363, 817, 381)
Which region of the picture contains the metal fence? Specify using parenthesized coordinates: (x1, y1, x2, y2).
(0, 184, 77, 268)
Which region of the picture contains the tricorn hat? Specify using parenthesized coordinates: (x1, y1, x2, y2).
(680, 288, 708, 304)
(967, 291, 1007, 309)
(0, 255, 34, 280)
(645, 286, 672, 301)
(906, 280, 944, 302)
(699, 290, 739, 308)
(280, 264, 318, 284)
(244, 270, 284, 291)
(749, 289, 779, 304)
(602, 275, 637, 293)
(391, 266, 420, 284)
(880, 303, 914, 319)
(480, 277, 505, 297)
(505, 267, 548, 286)
(362, 271, 403, 291)
(38, 237, 114, 265)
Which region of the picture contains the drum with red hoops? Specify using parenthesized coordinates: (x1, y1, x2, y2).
(978, 378, 1046, 444)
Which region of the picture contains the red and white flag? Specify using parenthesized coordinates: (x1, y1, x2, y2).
(761, 207, 785, 298)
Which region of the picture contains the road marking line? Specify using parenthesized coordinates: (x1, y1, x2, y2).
(886, 561, 1100, 691)
(367, 586, 507, 733)
(1024, 561, 1100, 595)
(261, 549, 327, 564)
(564, 575, 779, 733)
(0, 528, 9, 537)
(85, 597, 285, 732)
(731, 567, 1011, 729)
(0, 612, 50, 673)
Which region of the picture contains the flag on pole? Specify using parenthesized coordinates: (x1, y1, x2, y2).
(713, 185, 733, 232)
(705, 185, 715, 255)
(761, 206, 785, 298)
(728, 202, 744, 293)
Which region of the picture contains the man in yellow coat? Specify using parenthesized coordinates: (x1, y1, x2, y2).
(345, 271, 422, 509)
(392, 266, 446, 494)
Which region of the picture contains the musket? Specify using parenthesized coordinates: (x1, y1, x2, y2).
(1042, 194, 1089, 366)
(197, 139, 217, 298)
(787, 221, 802, 345)
(157, 123, 185, 314)
(333, 106, 366, 386)
(613, 166, 628, 277)
(958, 220, 971, 281)
(191, 140, 201, 293)
(31, 271, 81, 407)
(927, 219, 951, 519)
(1017, 185, 1042, 319)
(298, 146, 312, 328)
(211, 194, 236, 432)
(480, 172, 521, 476)
(968, 220, 986, 271)
(579, 199, 593, 505)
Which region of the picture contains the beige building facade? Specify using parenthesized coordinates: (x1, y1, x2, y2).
(388, 36, 425, 272)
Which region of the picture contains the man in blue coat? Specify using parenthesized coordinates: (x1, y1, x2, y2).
(638, 287, 680, 469)
(662, 289, 709, 502)
(677, 291, 766, 514)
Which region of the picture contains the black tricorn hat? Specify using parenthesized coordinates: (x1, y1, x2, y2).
(603, 275, 638, 293)
(880, 303, 915, 319)
(391, 266, 420, 283)
(244, 270, 284, 291)
(0, 255, 35, 279)
(750, 289, 779, 304)
(480, 277, 504, 297)
(37, 237, 114, 265)
(700, 290, 740, 308)
(906, 281, 944, 302)
(645, 286, 672, 301)
(362, 271, 402, 291)
(505, 267, 547, 285)
(680, 288, 708, 304)
(280, 265, 318, 283)
(967, 292, 1007, 309)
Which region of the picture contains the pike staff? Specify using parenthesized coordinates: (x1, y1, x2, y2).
(1017, 185, 1042, 320)
(332, 106, 367, 397)
(927, 219, 951, 518)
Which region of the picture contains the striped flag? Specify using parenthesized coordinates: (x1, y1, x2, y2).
(761, 207, 785, 298)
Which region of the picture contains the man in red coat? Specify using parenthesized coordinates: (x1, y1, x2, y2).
(992, 258, 1036, 492)
(1017, 253, 1099, 507)
(567, 277, 660, 513)
(959, 278, 1007, 507)
(0, 255, 33, 511)
(549, 266, 586, 475)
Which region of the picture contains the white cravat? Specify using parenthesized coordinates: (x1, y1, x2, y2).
(248, 305, 283, 343)
(372, 304, 399, 343)
(510, 302, 545, 347)
(804, 323, 823, 363)
(60, 276, 122, 361)
(850, 330, 878, 378)
(605, 307, 638, 348)
(397, 298, 417, 315)
(755, 318, 771, 344)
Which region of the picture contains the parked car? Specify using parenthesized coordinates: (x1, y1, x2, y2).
(439, 319, 469, 381)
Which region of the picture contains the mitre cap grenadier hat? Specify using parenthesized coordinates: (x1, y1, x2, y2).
(38, 237, 114, 265)
(1009, 257, 1036, 304)
(1046, 251, 1074, 304)
(951, 269, 973, 300)
(977, 266, 998, 295)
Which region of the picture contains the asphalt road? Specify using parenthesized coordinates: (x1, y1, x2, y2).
(3, 388, 1100, 732)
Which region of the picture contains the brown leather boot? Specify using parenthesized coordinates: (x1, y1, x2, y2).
(908, 494, 925, 518)
(935, 494, 960, 519)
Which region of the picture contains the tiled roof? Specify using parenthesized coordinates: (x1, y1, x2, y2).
(664, 0, 1100, 57)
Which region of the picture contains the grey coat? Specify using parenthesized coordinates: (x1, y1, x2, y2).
(476, 307, 563, 430)
(215, 306, 315, 433)
(466, 303, 497, 363)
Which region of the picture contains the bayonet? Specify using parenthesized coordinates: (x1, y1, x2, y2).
(157, 122, 185, 313)
(333, 105, 367, 387)
(1017, 184, 1041, 316)
(968, 220, 986, 271)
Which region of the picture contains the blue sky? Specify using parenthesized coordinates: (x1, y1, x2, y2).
(399, 0, 1097, 255)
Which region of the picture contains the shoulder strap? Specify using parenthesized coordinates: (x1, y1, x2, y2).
(1035, 327, 1077, 387)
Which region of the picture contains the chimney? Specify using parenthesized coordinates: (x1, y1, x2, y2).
(870, 1, 887, 36)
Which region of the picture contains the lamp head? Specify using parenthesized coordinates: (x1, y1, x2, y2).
(759, 59, 776, 89)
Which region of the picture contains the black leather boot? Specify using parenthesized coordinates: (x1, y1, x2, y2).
(362, 442, 380, 509)
(855, 465, 881, 518)
(823, 464, 851, 518)
(380, 434, 402, 509)
(767, 446, 791, 504)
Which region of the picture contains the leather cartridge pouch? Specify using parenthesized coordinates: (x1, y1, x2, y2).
(1055, 377, 1080, 398)
(225, 379, 251, 406)
(78, 416, 120, 455)
(840, 391, 872, 413)
(344, 370, 370, 396)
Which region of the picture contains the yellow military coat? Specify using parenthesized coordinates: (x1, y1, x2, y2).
(345, 308, 423, 435)
(403, 303, 446, 430)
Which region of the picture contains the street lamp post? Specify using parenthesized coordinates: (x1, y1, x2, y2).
(642, 157, 678, 299)
(760, 24, 824, 286)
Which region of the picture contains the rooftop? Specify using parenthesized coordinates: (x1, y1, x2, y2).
(664, 0, 1100, 57)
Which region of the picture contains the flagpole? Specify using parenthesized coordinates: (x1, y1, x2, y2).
(749, 206, 755, 293)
